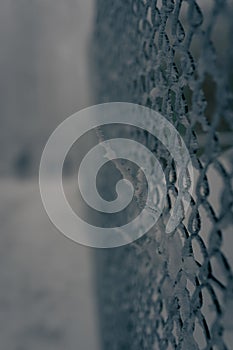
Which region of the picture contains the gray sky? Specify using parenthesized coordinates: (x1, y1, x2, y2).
(0, 0, 94, 176)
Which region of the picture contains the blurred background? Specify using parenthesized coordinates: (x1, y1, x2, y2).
(0, 1, 101, 349)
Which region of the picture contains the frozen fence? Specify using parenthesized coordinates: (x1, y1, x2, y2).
(92, 1, 233, 349)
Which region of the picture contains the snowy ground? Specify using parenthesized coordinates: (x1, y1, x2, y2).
(0, 178, 100, 350)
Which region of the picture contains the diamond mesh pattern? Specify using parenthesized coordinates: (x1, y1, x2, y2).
(92, 1, 233, 349)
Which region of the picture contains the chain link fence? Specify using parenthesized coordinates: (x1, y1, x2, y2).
(92, 0, 233, 349)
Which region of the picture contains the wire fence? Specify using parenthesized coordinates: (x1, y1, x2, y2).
(93, 0, 233, 349)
